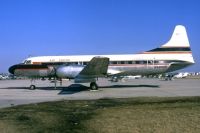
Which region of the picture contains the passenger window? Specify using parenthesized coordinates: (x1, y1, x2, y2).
(135, 61, 140, 64)
(83, 62, 88, 65)
(113, 61, 117, 64)
(148, 60, 153, 64)
(121, 61, 125, 64)
(143, 61, 147, 64)
(70, 62, 78, 65)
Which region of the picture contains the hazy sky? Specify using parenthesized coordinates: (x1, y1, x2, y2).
(0, 0, 200, 73)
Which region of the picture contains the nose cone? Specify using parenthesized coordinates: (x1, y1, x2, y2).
(9, 65, 16, 74)
(8, 64, 20, 74)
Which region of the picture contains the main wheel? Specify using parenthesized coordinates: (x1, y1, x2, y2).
(90, 82, 98, 90)
(30, 85, 36, 90)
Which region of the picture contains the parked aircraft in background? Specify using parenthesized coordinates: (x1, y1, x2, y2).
(174, 72, 189, 78)
(122, 75, 142, 80)
(0, 75, 9, 80)
(9, 25, 195, 90)
(111, 75, 142, 82)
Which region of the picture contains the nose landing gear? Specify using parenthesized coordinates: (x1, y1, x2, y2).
(90, 82, 98, 90)
(30, 85, 36, 90)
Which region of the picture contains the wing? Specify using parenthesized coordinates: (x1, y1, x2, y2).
(75, 57, 109, 83)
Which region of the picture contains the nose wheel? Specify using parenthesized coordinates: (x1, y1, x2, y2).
(30, 85, 36, 90)
(90, 82, 98, 90)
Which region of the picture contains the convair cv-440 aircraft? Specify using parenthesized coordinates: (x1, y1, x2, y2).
(9, 25, 195, 90)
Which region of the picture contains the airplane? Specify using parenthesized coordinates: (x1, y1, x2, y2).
(174, 72, 189, 78)
(9, 25, 195, 90)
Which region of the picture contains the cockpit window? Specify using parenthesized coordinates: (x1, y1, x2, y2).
(24, 60, 31, 64)
(26, 60, 31, 64)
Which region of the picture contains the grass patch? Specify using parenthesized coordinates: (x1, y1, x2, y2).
(0, 97, 200, 133)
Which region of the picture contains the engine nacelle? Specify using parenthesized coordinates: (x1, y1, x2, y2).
(56, 65, 84, 78)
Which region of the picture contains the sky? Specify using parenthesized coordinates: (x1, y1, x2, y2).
(0, 0, 200, 73)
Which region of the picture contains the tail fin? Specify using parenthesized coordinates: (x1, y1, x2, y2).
(145, 25, 195, 64)
(162, 25, 190, 48)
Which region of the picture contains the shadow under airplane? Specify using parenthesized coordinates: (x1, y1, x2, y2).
(100, 84, 159, 88)
(58, 84, 160, 95)
(5, 84, 159, 95)
(58, 84, 89, 95)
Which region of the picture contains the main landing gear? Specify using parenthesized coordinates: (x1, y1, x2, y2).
(90, 82, 98, 90)
(29, 78, 99, 91)
(30, 79, 36, 90)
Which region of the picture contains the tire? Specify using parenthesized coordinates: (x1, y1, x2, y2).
(90, 82, 98, 90)
(30, 85, 36, 90)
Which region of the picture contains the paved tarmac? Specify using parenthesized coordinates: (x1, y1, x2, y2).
(0, 78, 200, 108)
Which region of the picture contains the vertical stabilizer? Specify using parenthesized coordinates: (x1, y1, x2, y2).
(146, 25, 195, 64)
(162, 25, 190, 47)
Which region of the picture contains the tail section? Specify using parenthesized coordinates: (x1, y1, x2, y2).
(145, 25, 195, 64)
(147, 25, 192, 51)
(161, 25, 190, 48)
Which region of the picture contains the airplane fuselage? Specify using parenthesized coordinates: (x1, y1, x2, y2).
(9, 49, 194, 79)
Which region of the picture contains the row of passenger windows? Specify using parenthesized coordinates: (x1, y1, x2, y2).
(109, 60, 164, 64)
(70, 60, 165, 65)
(24, 60, 166, 65)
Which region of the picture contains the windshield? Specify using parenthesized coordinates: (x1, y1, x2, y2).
(23, 60, 31, 64)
